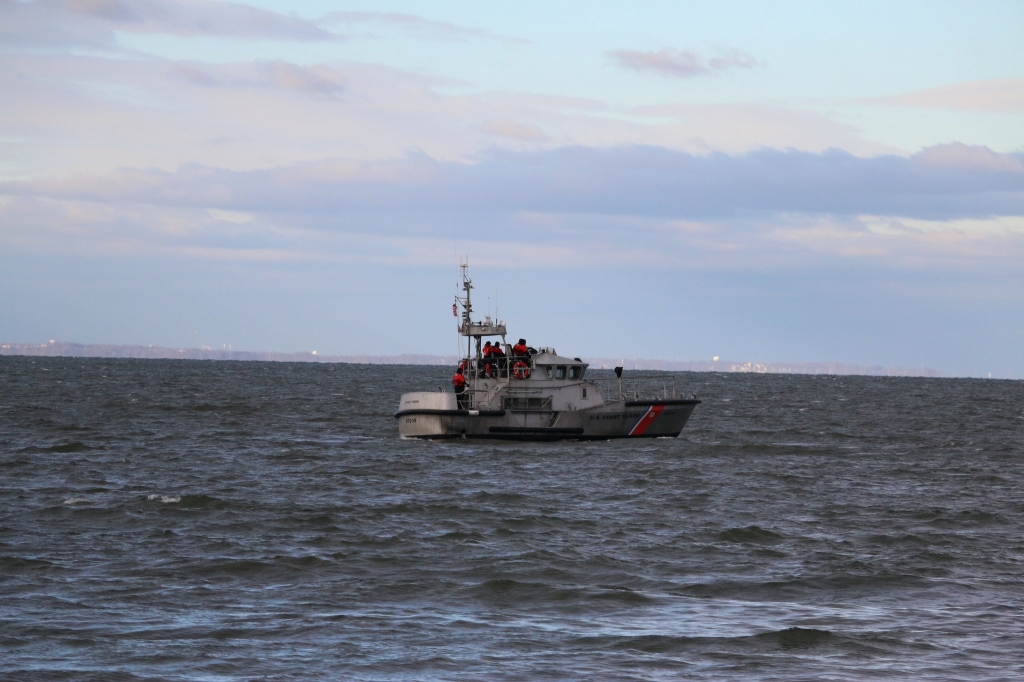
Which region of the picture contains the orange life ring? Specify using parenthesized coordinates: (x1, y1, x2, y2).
(512, 360, 531, 379)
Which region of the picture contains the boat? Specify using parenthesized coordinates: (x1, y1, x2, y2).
(395, 262, 700, 440)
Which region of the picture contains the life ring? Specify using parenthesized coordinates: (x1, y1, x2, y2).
(512, 360, 531, 379)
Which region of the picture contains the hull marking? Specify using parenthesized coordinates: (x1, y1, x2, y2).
(628, 404, 666, 436)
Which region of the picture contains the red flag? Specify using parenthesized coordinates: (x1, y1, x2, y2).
(452, 303, 458, 317)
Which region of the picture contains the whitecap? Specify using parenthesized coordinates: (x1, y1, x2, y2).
(63, 497, 89, 505)
(147, 494, 181, 503)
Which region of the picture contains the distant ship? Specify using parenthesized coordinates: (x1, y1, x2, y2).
(395, 263, 700, 440)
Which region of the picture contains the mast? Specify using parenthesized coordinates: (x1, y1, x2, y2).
(458, 258, 472, 361)
(454, 258, 506, 371)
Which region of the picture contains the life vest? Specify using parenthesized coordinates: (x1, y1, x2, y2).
(512, 343, 528, 356)
(512, 360, 531, 379)
(452, 373, 466, 389)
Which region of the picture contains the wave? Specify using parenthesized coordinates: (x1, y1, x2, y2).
(174, 494, 232, 509)
(188, 554, 335, 580)
(717, 526, 785, 544)
(674, 572, 930, 599)
(572, 626, 835, 654)
(763, 626, 833, 649)
(469, 579, 658, 606)
(0, 555, 63, 573)
(21, 441, 93, 453)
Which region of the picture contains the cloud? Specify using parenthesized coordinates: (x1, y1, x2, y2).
(482, 121, 548, 142)
(169, 61, 346, 96)
(4, 186, 1021, 275)
(1, 51, 893, 185)
(627, 102, 884, 155)
(914, 143, 1024, 173)
(608, 48, 757, 78)
(0, 0, 343, 51)
(318, 11, 525, 44)
(3, 144, 1022, 276)
(868, 78, 1024, 113)
(6, 145, 1021, 223)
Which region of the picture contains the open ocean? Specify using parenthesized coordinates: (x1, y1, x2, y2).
(1, 356, 1022, 680)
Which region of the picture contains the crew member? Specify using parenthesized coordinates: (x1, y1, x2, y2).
(491, 341, 507, 376)
(452, 367, 468, 408)
(512, 338, 530, 358)
(482, 341, 494, 377)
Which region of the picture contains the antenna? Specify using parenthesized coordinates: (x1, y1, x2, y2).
(459, 256, 473, 362)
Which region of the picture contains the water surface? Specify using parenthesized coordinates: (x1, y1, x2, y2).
(1, 357, 1022, 680)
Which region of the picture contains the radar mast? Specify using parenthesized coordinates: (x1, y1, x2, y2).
(455, 258, 507, 362)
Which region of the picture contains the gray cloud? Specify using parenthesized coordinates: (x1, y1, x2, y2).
(6, 145, 1021, 223)
(914, 142, 1023, 173)
(608, 48, 757, 78)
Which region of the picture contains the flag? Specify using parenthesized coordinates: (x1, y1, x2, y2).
(452, 303, 458, 317)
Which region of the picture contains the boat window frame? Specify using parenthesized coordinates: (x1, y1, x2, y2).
(544, 366, 553, 379)
(555, 365, 567, 380)
(568, 366, 582, 380)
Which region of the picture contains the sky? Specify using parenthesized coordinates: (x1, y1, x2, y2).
(1, 0, 1022, 377)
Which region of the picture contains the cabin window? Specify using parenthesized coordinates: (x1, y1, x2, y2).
(545, 366, 553, 379)
(582, 387, 588, 399)
(556, 366, 567, 380)
(569, 366, 582, 379)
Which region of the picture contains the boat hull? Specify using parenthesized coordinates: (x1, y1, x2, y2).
(395, 399, 700, 440)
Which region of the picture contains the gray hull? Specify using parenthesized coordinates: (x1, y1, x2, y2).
(396, 399, 699, 441)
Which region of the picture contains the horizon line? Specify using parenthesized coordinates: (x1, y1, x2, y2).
(0, 340, 955, 379)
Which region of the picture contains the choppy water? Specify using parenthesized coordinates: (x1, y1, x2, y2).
(1, 357, 1023, 680)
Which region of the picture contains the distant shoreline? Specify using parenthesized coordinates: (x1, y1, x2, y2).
(1, 341, 942, 378)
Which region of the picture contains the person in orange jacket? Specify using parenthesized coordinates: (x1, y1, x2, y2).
(482, 341, 496, 378)
(491, 341, 506, 376)
(452, 367, 468, 408)
(512, 338, 530, 357)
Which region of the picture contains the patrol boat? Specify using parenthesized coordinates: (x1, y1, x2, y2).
(395, 263, 700, 440)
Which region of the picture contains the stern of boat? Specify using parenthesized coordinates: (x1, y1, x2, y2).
(396, 391, 457, 438)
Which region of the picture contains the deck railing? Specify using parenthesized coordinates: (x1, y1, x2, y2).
(446, 364, 698, 408)
(461, 354, 532, 380)
(595, 374, 697, 403)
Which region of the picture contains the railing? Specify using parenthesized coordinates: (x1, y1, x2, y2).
(594, 374, 697, 403)
(462, 355, 532, 380)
